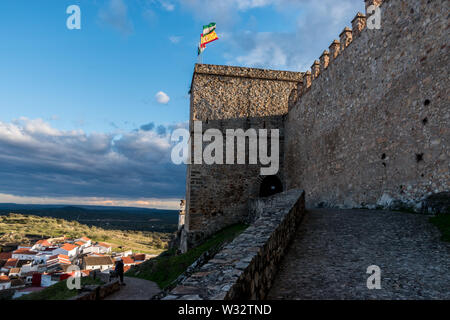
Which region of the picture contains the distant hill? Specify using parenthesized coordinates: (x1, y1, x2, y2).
(0, 203, 179, 233)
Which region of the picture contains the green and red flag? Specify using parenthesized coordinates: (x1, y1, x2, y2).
(197, 22, 218, 56)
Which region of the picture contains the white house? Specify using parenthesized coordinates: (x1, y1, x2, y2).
(97, 243, 112, 254)
(82, 256, 114, 272)
(83, 246, 100, 254)
(19, 263, 38, 275)
(0, 276, 11, 291)
(8, 268, 20, 277)
(54, 243, 79, 258)
(32, 239, 52, 251)
(12, 248, 38, 261)
(46, 255, 71, 270)
(75, 237, 92, 247)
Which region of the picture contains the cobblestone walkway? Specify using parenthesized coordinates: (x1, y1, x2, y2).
(267, 209, 450, 300)
(104, 277, 160, 300)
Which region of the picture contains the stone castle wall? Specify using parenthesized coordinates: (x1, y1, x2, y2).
(285, 0, 449, 209)
(166, 190, 305, 300)
(183, 65, 302, 250)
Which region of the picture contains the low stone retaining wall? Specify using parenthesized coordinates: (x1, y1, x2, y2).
(70, 280, 121, 300)
(164, 189, 305, 300)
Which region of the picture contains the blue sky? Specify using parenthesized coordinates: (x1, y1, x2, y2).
(0, 0, 364, 209)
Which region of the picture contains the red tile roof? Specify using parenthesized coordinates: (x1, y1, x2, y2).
(0, 275, 10, 283)
(61, 244, 78, 251)
(122, 256, 135, 264)
(4, 258, 18, 268)
(13, 248, 37, 255)
(0, 252, 12, 260)
(75, 241, 85, 246)
(80, 237, 91, 241)
(48, 254, 70, 261)
(36, 240, 51, 246)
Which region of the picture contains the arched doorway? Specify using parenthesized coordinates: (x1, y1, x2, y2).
(259, 175, 283, 198)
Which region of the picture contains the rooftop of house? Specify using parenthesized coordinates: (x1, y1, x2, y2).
(0, 252, 12, 260)
(9, 268, 20, 274)
(0, 275, 10, 283)
(48, 254, 70, 261)
(10, 278, 25, 287)
(35, 239, 51, 246)
(4, 258, 18, 268)
(122, 256, 134, 264)
(13, 248, 37, 255)
(74, 241, 85, 246)
(83, 256, 114, 266)
(61, 243, 78, 251)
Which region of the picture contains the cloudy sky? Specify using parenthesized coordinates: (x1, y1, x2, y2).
(0, 0, 364, 209)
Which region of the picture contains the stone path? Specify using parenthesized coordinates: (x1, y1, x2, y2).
(104, 277, 161, 300)
(267, 209, 450, 300)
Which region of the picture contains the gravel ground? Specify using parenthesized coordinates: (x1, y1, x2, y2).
(267, 208, 450, 300)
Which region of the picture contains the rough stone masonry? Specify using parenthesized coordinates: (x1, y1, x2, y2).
(180, 0, 449, 251)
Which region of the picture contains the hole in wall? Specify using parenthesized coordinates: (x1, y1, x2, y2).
(381, 153, 386, 160)
(422, 117, 428, 125)
(259, 175, 283, 198)
(421, 173, 425, 177)
(382, 162, 387, 167)
(424, 99, 431, 106)
(416, 153, 424, 162)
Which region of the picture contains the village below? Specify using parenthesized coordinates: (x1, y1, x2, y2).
(0, 211, 175, 300)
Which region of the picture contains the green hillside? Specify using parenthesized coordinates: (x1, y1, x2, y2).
(0, 213, 172, 254)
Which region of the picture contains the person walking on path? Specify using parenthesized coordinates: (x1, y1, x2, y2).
(115, 258, 125, 286)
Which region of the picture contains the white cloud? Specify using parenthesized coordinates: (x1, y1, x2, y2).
(0, 118, 187, 200)
(0, 193, 180, 210)
(155, 91, 170, 104)
(222, 0, 364, 71)
(169, 36, 182, 43)
(160, 1, 175, 11)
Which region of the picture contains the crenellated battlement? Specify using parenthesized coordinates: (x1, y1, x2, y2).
(296, 0, 385, 103)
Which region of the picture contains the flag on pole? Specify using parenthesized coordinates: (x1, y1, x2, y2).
(202, 22, 216, 36)
(200, 30, 219, 47)
(197, 22, 218, 56)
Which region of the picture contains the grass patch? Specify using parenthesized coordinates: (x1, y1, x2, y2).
(430, 215, 450, 242)
(17, 277, 104, 300)
(127, 223, 248, 289)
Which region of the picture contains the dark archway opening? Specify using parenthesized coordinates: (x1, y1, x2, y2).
(259, 175, 283, 198)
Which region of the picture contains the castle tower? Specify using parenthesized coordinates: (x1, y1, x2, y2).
(181, 64, 302, 252)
